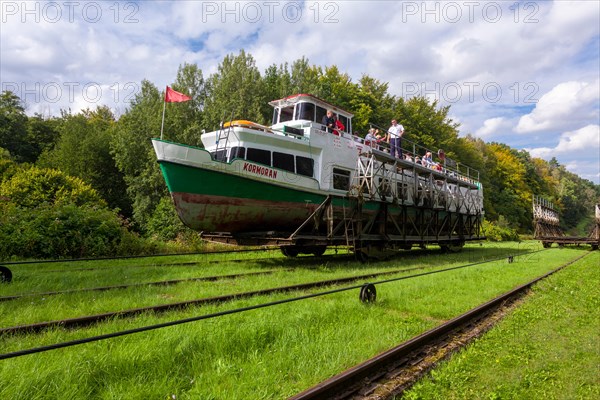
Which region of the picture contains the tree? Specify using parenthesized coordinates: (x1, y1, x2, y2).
(261, 62, 293, 119)
(203, 50, 265, 129)
(166, 63, 206, 146)
(0, 91, 34, 162)
(111, 79, 166, 229)
(37, 106, 131, 215)
(289, 57, 320, 95)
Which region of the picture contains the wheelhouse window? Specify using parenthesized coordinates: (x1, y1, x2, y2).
(297, 102, 315, 122)
(338, 115, 349, 133)
(316, 106, 327, 128)
(296, 156, 314, 178)
(279, 106, 294, 123)
(333, 168, 351, 190)
(273, 152, 295, 173)
(247, 148, 271, 166)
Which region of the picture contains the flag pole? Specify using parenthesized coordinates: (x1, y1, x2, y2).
(160, 87, 167, 140)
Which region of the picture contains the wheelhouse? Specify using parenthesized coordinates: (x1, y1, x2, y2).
(269, 93, 353, 135)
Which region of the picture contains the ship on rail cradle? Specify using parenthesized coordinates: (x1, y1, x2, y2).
(152, 94, 485, 260)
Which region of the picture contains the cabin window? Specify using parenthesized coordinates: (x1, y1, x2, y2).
(296, 156, 314, 177)
(297, 102, 315, 122)
(273, 152, 295, 173)
(333, 168, 351, 190)
(247, 148, 271, 166)
(272, 109, 278, 125)
(212, 149, 227, 162)
(229, 146, 246, 161)
(280, 106, 294, 123)
(316, 106, 327, 128)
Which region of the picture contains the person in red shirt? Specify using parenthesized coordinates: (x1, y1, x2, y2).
(333, 114, 345, 136)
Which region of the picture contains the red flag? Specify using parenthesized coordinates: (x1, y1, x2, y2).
(165, 86, 191, 103)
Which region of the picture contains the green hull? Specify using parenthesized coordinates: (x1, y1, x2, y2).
(159, 160, 331, 232)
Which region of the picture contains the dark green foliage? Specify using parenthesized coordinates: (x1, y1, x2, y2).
(37, 106, 131, 216)
(203, 50, 265, 130)
(0, 166, 106, 208)
(145, 196, 188, 241)
(110, 80, 168, 229)
(0, 201, 146, 259)
(483, 218, 520, 242)
(0, 91, 34, 162)
(26, 113, 60, 160)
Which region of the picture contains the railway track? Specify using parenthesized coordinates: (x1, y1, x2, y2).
(9, 253, 345, 274)
(0, 249, 350, 283)
(0, 247, 282, 266)
(0, 269, 289, 302)
(288, 251, 590, 400)
(0, 265, 431, 336)
(0, 251, 537, 337)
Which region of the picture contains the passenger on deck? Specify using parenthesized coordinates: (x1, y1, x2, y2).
(321, 110, 335, 133)
(422, 151, 442, 171)
(364, 128, 382, 148)
(387, 119, 404, 158)
(422, 151, 433, 167)
(334, 114, 345, 136)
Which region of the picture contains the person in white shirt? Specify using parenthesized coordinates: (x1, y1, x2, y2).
(387, 119, 404, 158)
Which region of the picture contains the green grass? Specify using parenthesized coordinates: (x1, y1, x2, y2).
(403, 250, 600, 400)
(0, 242, 594, 399)
(0, 244, 527, 326)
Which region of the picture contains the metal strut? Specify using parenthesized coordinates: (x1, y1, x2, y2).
(288, 195, 333, 239)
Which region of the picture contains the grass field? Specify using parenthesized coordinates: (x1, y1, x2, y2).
(0, 242, 596, 399)
(403, 250, 599, 400)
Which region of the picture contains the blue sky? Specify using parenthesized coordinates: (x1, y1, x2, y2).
(1, 0, 598, 183)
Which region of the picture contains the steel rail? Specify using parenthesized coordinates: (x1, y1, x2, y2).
(288, 251, 590, 400)
(0, 251, 537, 339)
(0, 247, 282, 265)
(0, 269, 289, 302)
(0, 250, 543, 360)
(36, 252, 346, 274)
(0, 266, 427, 336)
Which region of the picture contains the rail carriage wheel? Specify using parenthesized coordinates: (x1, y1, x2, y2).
(311, 246, 327, 257)
(440, 242, 464, 253)
(280, 246, 298, 257)
(0, 266, 12, 283)
(354, 250, 369, 263)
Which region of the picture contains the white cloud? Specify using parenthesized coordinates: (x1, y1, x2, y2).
(563, 160, 600, 183)
(527, 124, 600, 158)
(515, 80, 600, 133)
(475, 117, 511, 138)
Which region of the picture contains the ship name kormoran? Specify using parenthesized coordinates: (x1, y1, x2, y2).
(243, 162, 278, 179)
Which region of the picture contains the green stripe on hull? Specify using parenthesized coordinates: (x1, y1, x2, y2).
(159, 161, 328, 206)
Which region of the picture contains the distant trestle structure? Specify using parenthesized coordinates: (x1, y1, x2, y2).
(533, 196, 599, 250)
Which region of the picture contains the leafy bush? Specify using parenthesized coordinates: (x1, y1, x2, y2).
(0, 166, 105, 208)
(0, 201, 151, 259)
(0, 159, 19, 184)
(483, 218, 520, 242)
(145, 196, 186, 241)
(0, 164, 160, 260)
